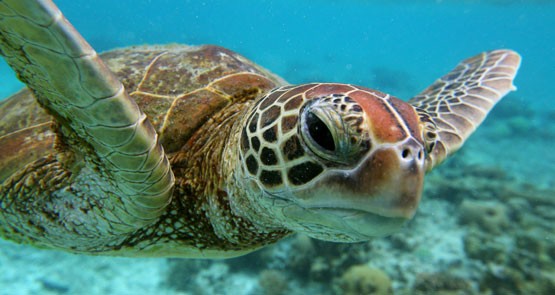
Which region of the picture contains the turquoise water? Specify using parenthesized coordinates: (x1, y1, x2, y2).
(1, 1, 554, 294)
(2, 0, 555, 107)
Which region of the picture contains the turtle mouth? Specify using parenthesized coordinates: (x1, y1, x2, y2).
(310, 207, 408, 237)
(281, 205, 408, 241)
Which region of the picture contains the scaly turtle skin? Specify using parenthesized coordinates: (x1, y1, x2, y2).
(0, 0, 521, 257)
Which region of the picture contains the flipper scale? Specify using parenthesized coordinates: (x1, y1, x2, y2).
(409, 50, 521, 170)
(0, 0, 174, 225)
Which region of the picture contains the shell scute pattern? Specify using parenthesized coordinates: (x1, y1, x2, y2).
(0, 91, 55, 182)
(104, 45, 286, 153)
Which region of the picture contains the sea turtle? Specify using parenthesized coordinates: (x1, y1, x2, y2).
(0, 0, 520, 258)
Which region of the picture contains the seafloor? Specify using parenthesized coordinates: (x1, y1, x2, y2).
(1, 1, 555, 295)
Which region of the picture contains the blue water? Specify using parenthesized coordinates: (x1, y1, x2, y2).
(1, 0, 555, 109)
(1, 1, 555, 294)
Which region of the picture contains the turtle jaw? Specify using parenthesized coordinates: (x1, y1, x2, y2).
(281, 206, 408, 241)
(280, 143, 425, 241)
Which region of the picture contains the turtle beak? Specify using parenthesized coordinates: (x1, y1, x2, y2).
(285, 137, 425, 240)
(346, 138, 426, 220)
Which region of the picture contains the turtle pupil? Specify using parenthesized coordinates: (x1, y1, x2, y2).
(306, 112, 335, 152)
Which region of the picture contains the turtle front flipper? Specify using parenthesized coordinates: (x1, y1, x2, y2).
(0, 1, 173, 227)
(409, 50, 521, 170)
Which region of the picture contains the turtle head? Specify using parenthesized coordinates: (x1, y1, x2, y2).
(237, 83, 426, 242)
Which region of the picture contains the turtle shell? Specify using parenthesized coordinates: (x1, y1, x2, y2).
(0, 44, 286, 182)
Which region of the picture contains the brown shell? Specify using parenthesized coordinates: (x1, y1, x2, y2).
(0, 44, 286, 182)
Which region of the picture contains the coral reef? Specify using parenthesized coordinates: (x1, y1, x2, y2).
(158, 150, 555, 295)
(458, 200, 510, 234)
(335, 265, 393, 295)
(486, 94, 555, 141)
(440, 150, 555, 295)
(258, 269, 289, 295)
(411, 272, 472, 295)
(463, 226, 555, 295)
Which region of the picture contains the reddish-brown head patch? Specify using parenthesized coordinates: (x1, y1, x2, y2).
(349, 89, 404, 143)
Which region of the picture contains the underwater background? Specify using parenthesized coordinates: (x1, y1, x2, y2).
(0, 0, 554, 294)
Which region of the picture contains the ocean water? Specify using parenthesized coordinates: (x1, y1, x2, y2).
(1, 1, 554, 294)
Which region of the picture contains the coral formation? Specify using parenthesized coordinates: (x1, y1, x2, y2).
(165, 259, 210, 292)
(284, 235, 316, 280)
(458, 200, 510, 234)
(276, 234, 371, 283)
(336, 265, 393, 295)
(258, 269, 289, 295)
(412, 272, 472, 295)
(157, 149, 555, 295)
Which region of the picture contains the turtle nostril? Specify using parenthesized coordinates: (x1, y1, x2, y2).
(399, 140, 425, 162)
(401, 149, 410, 159)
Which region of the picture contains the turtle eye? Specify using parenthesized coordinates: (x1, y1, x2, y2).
(300, 96, 370, 165)
(300, 105, 341, 163)
(305, 111, 335, 152)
